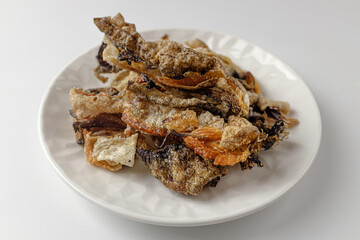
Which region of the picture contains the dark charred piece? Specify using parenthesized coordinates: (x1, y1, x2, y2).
(239, 154, 263, 170)
(249, 105, 286, 150)
(264, 107, 281, 121)
(137, 144, 228, 195)
(265, 120, 284, 137)
(251, 105, 282, 121)
(248, 154, 263, 168)
(138, 73, 165, 91)
(231, 70, 246, 80)
(116, 44, 142, 65)
(202, 87, 241, 115)
(261, 138, 277, 150)
(208, 177, 221, 187)
(248, 115, 265, 124)
(73, 113, 125, 132)
(261, 120, 285, 150)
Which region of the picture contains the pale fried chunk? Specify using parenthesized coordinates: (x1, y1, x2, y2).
(219, 116, 260, 154)
(220, 123, 259, 151)
(197, 111, 225, 129)
(94, 41, 122, 82)
(93, 133, 138, 167)
(110, 69, 139, 91)
(83, 130, 118, 171)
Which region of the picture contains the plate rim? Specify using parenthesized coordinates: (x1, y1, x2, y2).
(38, 28, 322, 227)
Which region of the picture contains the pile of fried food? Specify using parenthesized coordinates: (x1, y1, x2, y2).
(69, 13, 297, 195)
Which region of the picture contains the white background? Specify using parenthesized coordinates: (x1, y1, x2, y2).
(1, 0, 359, 239)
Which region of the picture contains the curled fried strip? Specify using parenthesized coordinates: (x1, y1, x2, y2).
(127, 79, 222, 115)
(157, 70, 221, 89)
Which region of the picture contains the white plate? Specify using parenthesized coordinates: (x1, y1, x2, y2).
(39, 29, 321, 226)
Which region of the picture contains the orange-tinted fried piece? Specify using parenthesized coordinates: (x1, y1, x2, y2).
(191, 127, 222, 141)
(183, 136, 223, 160)
(121, 108, 168, 136)
(214, 148, 251, 167)
(184, 134, 252, 166)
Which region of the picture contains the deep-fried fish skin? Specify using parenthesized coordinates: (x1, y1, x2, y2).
(127, 79, 223, 115)
(137, 144, 228, 195)
(69, 87, 125, 119)
(94, 13, 250, 116)
(94, 14, 220, 79)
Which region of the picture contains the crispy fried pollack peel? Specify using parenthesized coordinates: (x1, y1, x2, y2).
(68, 13, 299, 196)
